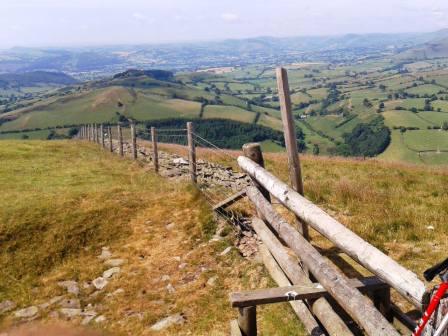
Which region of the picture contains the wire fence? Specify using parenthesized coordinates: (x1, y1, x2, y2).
(80, 123, 250, 228)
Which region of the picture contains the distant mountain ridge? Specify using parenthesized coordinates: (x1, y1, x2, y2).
(0, 71, 78, 87)
(2, 29, 448, 74)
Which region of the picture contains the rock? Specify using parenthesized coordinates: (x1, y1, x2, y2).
(39, 296, 64, 310)
(206, 276, 218, 287)
(14, 306, 39, 319)
(173, 158, 188, 165)
(219, 247, 232, 256)
(59, 308, 82, 318)
(179, 263, 188, 269)
(59, 298, 81, 309)
(95, 315, 107, 323)
(0, 300, 16, 314)
(150, 313, 186, 331)
(81, 314, 97, 325)
(427, 225, 435, 230)
(173, 256, 181, 262)
(103, 267, 120, 279)
(98, 247, 112, 260)
(104, 258, 127, 267)
(166, 223, 176, 230)
(161, 275, 171, 282)
(166, 283, 176, 294)
(58, 280, 79, 296)
(113, 288, 125, 295)
(92, 277, 108, 290)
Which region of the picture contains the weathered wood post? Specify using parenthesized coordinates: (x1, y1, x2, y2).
(151, 127, 159, 173)
(93, 124, 97, 143)
(96, 124, 100, 144)
(276, 67, 309, 241)
(100, 124, 105, 148)
(90, 124, 93, 141)
(374, 288, 393, 322)
(187, 122, 197, 183)
(108, 126, 113, 153)
(238, 306, 256, 336)
(242, 143, 270, 202)
(130, 122, 137, 160)
(117, 124, 123, 157)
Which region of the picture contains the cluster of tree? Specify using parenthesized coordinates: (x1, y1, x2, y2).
(138, 118, 306, 151)
(334, 117, 390, 157)
(113, 69, 174, 81)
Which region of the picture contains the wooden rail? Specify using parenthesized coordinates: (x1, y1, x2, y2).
(238, 156, 426, 310)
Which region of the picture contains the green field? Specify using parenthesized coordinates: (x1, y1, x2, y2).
(202, 105, 256, 123)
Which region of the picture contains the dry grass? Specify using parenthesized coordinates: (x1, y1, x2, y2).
(0, 140, 304, 335)
(160, 143, 448, 313)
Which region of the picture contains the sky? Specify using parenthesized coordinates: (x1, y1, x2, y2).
(1, 0, 448, 48)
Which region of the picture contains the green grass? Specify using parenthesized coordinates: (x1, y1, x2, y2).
(383, 110, 432, 128)
(406, 84, 445, 96)
(403, 130, 448, 151)
(203, 105, 256, 123)
(0, 129, 68, 140)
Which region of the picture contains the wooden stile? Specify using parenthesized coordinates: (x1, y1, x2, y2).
(238, 156, 426, 310)
(246, 186, 401, 336)
(151, 127, 159, 173)
(276, 67, 309, 240)
(117, 124, 123, 157)
(258, 245, 326, 336)
(187, 122, 197, 183)
(254, 219, 354, 335)
(231, 275, 388, 308)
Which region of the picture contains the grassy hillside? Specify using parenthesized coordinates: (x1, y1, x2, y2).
(0, 141, 302, 335)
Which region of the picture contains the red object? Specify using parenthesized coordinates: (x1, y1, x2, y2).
(413, 282, 448, 336)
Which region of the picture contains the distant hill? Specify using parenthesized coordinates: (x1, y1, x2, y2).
(0, 71, 78, 88)
(396, 32, 448, 60)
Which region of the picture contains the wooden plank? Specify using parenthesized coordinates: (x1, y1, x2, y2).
(213, 190, 246, 211)
(276, 68, 308, 240)
(256, 219, 353, 336)
(246, 188, 401, 336)
(259, 245, 326, 336)
(238, 156, 426, 310)
(231, 276, 388, 308)
(230, 320, 243, 336)
(390, 304, 417, 330)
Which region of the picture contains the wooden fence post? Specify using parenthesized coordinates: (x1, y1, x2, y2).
(242, 143, 270, 203)
(108, 126, 113, 152)
(90, 124, 93, 142)
(276, 67, 309, 241)
(187, 122, 197, 183)
(151, 127, 159, 172)
(117, 124, 123, 157)
(100, 124, 105, 148)
(96, 124, 100, 144)
(93, 124, 97, 143)
(238, 306, 256, 336)
(131, 122, 137, 160)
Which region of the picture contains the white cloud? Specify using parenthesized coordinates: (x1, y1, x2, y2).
(221, 13, 239, 22)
